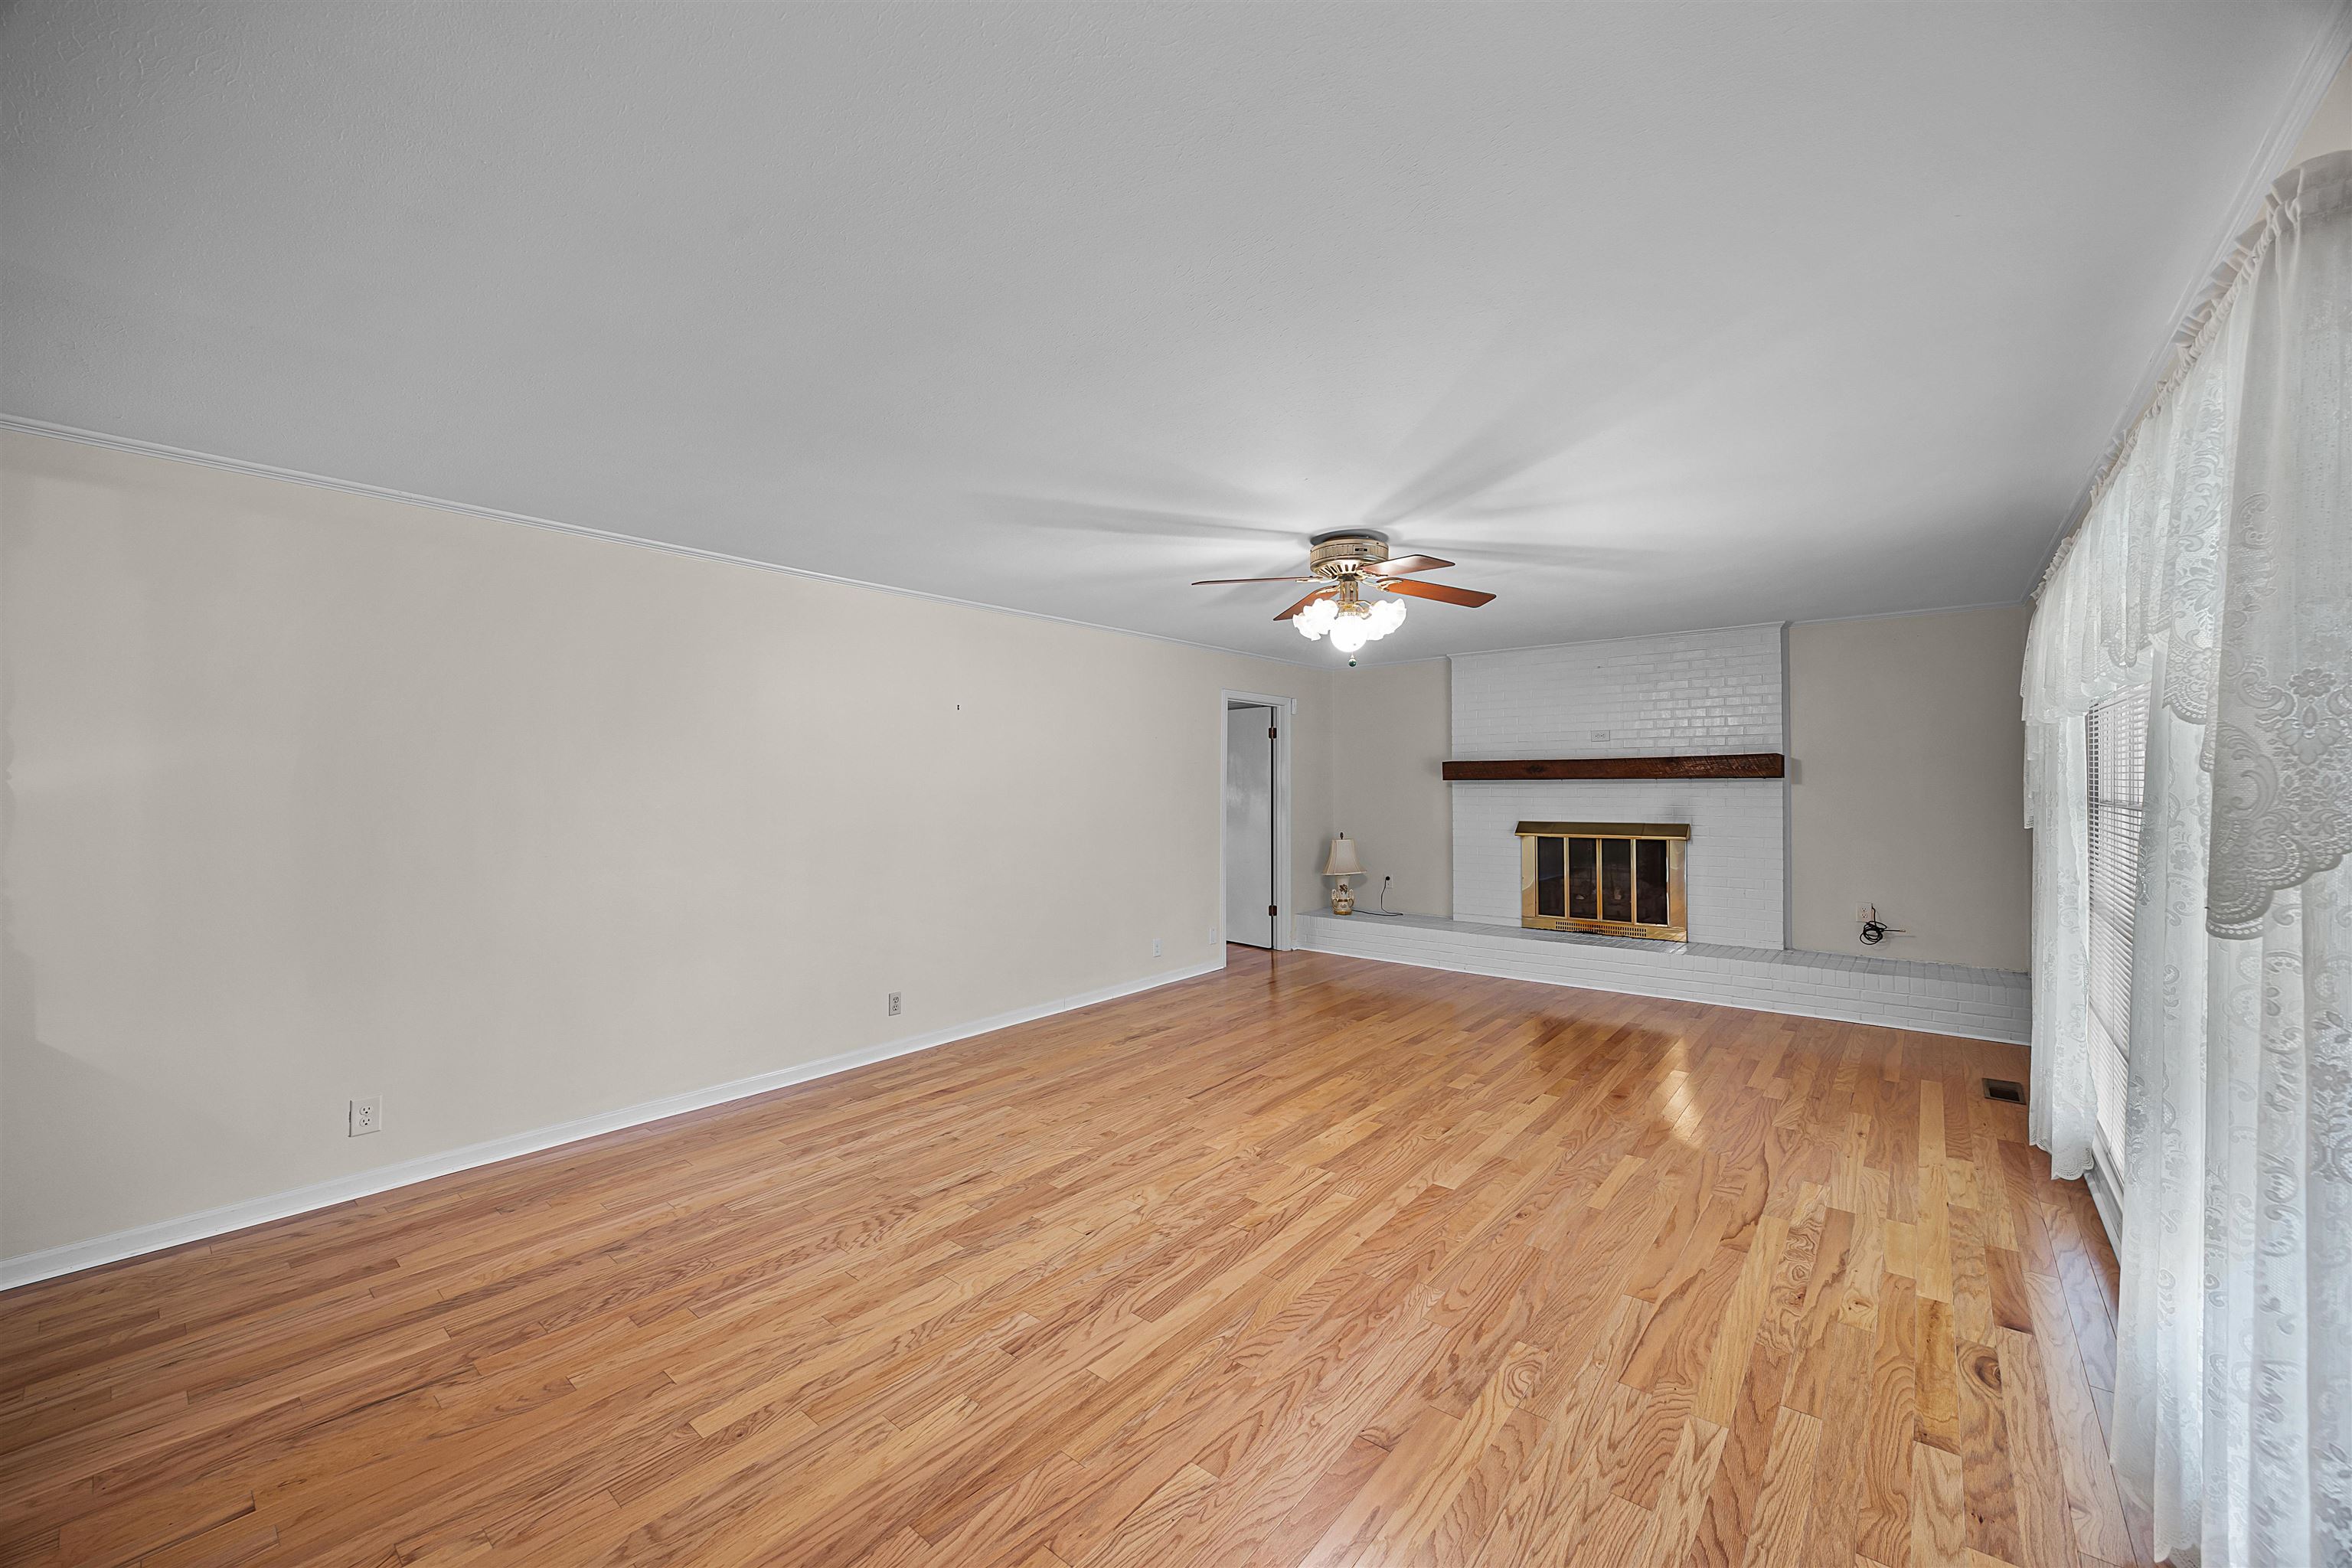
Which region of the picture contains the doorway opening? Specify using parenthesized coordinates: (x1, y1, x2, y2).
(1221, 694, 1292, 952)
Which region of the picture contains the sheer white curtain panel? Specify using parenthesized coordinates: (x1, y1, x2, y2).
(2021, 151, 2350, 1567)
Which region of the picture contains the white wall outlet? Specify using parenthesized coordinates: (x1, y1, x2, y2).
(348, 1096, 381, 1137)
(1210, 925, 1219, 946)
(1152, 937, 1163, 958)
(1857, 902, 1875, 921)
(887, 991, 901, 1017)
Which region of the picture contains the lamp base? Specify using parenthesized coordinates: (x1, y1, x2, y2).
(1330, 882, 1355, 916)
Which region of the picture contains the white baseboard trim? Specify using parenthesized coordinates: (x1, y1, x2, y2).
(2083, 1148, 2125, 1255)
(1, 956, 1221, 1292)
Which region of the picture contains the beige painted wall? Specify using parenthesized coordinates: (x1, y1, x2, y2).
(1328, 659, 1452, 916)
(0, 430, 2038, 1265)
(2291, 50, 2352, 164)
(1312, 609, 2034, 967)
(1787, 606, 2032, 971)
(0, 432, 1335, 1260)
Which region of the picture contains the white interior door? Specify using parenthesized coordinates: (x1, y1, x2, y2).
(1224, 705, 1276, 948)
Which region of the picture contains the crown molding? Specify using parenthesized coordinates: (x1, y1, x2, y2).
(2026, 0, 2352, 593)
(1787, 598, 2027, 628)
(0, 413, 1328, 670)
(0, 418, 2059, 668)
(1448, 620, 1789, 662)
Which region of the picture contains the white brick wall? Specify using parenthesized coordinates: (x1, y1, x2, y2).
(1451, 624, 1785, 756)
(1450, 625, 1788, 949)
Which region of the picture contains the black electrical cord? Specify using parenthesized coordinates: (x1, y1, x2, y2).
(1359, 874, 1407, 916)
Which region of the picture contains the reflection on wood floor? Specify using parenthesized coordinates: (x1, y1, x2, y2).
(0, 946, 2147, 1566)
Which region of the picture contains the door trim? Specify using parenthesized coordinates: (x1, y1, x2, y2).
(1220, 690, 1295, 956)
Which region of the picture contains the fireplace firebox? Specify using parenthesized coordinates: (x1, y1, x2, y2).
(1515, 821, 1688, 941)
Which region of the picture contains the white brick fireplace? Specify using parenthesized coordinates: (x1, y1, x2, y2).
(1301, 620, 2030, 1044)
(1449, 624, 1789, 949)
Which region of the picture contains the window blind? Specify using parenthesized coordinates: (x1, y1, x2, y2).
(2085, 684, 2148, 1159)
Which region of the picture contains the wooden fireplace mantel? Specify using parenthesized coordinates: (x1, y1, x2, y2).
(1441, 753, 1785, 782)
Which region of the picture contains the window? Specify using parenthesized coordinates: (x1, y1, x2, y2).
(2085, 684, 2149, 1158)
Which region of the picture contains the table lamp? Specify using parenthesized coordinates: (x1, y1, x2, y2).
(1323, 835, 1366, 914)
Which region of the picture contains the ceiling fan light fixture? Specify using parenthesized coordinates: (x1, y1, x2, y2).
(1298, 593, 1406, 654)
(1200, 530, 1481, 656)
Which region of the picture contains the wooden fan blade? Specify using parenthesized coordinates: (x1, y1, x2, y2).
(1379, 578, 1495, 609)
(1191, 576, 1319, 586)
(1274, 587, 1339, 620)
(1360, 554, 1454, 577)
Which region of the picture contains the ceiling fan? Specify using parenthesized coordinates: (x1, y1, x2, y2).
(1192, 530, 1495, 661)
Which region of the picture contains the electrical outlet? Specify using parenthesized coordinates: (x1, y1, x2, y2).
(1857, 902, 1875, 921)
(887, 991, 901, 1018)
(1152, 937, 1163, 958)
(348, 1096, 381, 1137)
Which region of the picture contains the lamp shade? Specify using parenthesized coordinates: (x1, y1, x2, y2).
(1322, 836, 1366, 877)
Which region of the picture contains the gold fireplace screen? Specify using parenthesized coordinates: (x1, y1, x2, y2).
(1516, 821, 1689, 941)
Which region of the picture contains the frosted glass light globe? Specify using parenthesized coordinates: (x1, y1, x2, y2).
(1294, 593, 1406, 654)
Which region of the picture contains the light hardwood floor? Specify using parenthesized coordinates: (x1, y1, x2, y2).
(0, 948, 2148, 1568)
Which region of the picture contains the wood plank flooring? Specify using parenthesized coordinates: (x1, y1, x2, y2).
(0, 948, 2149, 1568)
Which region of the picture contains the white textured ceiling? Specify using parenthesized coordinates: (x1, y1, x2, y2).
(5, 2, 2342, 662)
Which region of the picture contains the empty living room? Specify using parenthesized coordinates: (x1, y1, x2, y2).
(5, 4, 2350, 1566)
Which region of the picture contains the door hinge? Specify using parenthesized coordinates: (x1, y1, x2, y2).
(1268, 904, 1278, 917)
(1268, 727, 1278, 740)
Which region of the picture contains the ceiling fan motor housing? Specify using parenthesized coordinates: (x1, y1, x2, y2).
(1308, 531, 1390, 579)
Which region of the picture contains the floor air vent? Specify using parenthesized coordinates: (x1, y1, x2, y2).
(1983, 1078, 2027, 1105)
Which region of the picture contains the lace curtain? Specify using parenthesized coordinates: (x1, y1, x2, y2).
(2021, 151, 2350, 1566)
